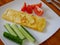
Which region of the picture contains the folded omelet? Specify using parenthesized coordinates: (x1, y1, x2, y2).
(2, 9, 46, 32)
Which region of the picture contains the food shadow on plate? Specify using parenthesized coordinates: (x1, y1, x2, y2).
(42, 21, 49, 33)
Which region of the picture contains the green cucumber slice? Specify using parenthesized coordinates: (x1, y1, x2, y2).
(3, 32, 23, 45)
(18, 25, 36, 42)
(4, 23, 17, 36)
(11, 24, 25, 40)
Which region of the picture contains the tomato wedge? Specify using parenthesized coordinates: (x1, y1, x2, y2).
(30, 3, 42, 9)
(21, 2, 43, 15)
(21, 2, 27, 12)
(26, 5, 33, 14)
(34, 6, 44, 16)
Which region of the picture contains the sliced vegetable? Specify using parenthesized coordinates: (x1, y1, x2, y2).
(21, 26, 36, 40)
(26, 5, 33, 14)
(21, 2, 42, 14)
(34, 6, 44, 16)
(29, 3, 42, 9)
(18, 25, 36, 42)
(21, 2, 27, 12)
(3, 32, 23, 45)
(11, 24, 25, 40)
(4, 23, 17, 36)
(36, 3, 42, 8)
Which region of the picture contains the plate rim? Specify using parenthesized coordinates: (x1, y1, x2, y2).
(0, 0, 60, 45)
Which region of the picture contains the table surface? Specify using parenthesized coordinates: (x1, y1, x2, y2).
(0, 0, 60, 45)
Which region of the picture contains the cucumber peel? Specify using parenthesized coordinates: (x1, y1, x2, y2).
(3, 32, 23, 45)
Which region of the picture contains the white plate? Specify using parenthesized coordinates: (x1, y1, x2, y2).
(0, 0, 60, 45)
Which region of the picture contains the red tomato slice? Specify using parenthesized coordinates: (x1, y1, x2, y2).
(26, 5, 33, 14)
(30, 3, 42, 9)
(21, 2, 27, 12)
(34, 6, 44, 16)
(37, 3, 42, 8)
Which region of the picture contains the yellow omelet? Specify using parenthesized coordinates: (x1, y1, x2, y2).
(2, 8, 46, 32)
